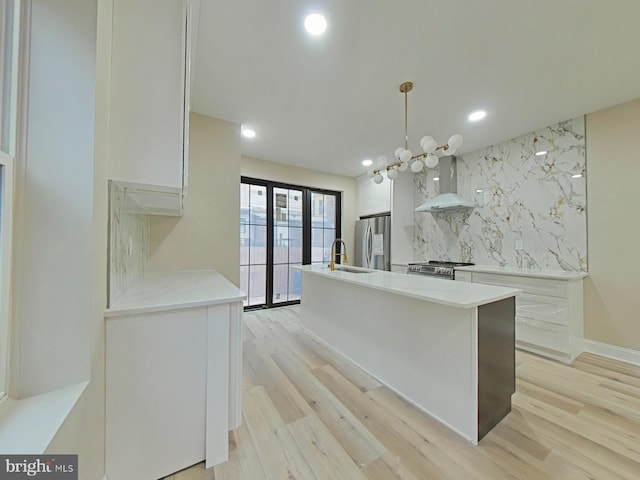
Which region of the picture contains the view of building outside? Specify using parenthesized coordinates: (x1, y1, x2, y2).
(240, 181, 339, 308)
(272, 187, 303, 304)
(310, 192, 336, 265)
(240, 183, 267, 306)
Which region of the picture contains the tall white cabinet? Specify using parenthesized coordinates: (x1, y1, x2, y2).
(108, 0, 199, 214)
(390, 172, 414, 270)
(357, 173, 391, 217)
(356, 172, 414, 272)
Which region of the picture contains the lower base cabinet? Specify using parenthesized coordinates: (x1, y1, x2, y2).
(105, 302, 243, 480)
(457, 270, 584, 363)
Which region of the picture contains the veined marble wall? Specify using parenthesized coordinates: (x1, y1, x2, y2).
(414, 117, 587, 271)
(108, 181, 149, 306)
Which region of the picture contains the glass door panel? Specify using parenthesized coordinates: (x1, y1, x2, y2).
(311, 192, 338, 266)
(272, 188, 303, 304)
(241, 178, 340, 309)
(240, 183, 267, 307)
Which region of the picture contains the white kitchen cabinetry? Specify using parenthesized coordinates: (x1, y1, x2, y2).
(390, 172, 414, 265)
(108, 0, 199, 214)
(454, 270, 472, 282)
(357, 174, 391, 217)
(458, 268, 585, 363)
(105, 271, 244, 480)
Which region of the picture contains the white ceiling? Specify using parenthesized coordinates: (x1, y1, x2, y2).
(192, 0, 640, 178)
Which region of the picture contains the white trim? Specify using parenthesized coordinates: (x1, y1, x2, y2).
(0, 152, 14, 399)
(5, 0, 30, 400)
(228, 301, 243, 430)
(583, 339, 640, 366)
(0, 381, 88, 453)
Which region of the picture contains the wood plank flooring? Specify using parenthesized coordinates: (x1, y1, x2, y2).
(164, 306, 640, 480)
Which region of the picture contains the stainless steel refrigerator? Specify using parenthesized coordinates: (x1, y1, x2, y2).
(354, 215, 391, 270)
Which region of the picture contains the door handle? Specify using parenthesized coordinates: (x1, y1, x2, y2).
(367, 225, 373, 266)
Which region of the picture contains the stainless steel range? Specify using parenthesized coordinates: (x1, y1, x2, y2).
(407, 261, 475, 280)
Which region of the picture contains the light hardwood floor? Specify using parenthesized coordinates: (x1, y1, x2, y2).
(164, 306, 640, 480)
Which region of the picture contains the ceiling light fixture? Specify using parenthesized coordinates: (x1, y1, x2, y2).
(368, 82, 463, 184)
(304, 13, 327, 36)
(241, 127, 256, 138)
(468, 110, 487, 122)
(362, 159, 373, 167)
(572, 174, 583, 178)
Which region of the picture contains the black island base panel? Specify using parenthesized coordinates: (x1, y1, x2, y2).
(477, 296, 516, 440)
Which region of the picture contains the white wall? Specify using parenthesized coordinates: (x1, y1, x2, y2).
(27, 1, 109, 478)
(584, 98, 640, 351)
(241, 155, 358, 262)
(12, 0, 96, 398)
(148, 114, 241, 285)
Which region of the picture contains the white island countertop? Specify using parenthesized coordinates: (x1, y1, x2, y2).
(294, 264, 520, 309)
(455, 265, 588, 281)
(105, 270, 246, 318)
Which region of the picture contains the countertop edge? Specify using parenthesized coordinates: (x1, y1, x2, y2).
(455, 265, 588, 280)
(105, 295, 246, 318)
(104, 270, 247, 318)
(296, 266, 521, 309)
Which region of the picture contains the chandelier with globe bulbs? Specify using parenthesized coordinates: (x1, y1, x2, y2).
(368, 82, 464, 184)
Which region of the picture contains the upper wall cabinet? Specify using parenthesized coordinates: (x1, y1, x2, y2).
(357, 174, 391, 217)
(108, 0, 200, 214)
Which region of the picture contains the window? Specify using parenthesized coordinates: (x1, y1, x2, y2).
(0, 0, 21, 400)
(240, 178, 341, 309)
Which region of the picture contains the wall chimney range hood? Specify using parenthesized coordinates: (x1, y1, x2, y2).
(415, 156, 475, 213)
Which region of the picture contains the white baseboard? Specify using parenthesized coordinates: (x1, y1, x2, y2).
(582, 340, 640, 366)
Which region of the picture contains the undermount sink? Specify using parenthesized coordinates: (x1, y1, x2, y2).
(332, 266, 372, 274)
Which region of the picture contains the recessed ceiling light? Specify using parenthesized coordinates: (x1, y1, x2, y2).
(362, 159, 373, 167)
(535, 150, 548, 156)
(304, 13, 327, 36)
(241, 127, 256, 138)
(433, 177, 439, 181)
(468, 110, 487, 122)
(572, 174, 583, 178)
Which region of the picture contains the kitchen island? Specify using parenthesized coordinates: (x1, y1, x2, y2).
(294, 264, 521, 444)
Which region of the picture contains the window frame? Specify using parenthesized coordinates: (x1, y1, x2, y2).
(0, 0, 24, 401)
(0, 151, 14, 400)
(240, 176, 342, 310)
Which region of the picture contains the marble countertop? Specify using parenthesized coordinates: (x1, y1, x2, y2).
(455, 265, 588, 280)
(294, 264, 520, 309)
(105, 270, 246, 318)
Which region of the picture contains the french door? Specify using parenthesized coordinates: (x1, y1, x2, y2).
(240, 177, 341, 309)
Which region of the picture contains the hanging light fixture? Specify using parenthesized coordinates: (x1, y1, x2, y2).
(369, 82, 463, 184)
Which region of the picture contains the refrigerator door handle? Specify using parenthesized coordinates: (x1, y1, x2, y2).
(366, 224, 373, 267)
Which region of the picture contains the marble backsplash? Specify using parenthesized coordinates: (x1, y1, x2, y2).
(414, 117, 587, 271)
(108, 181, 149, 307)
